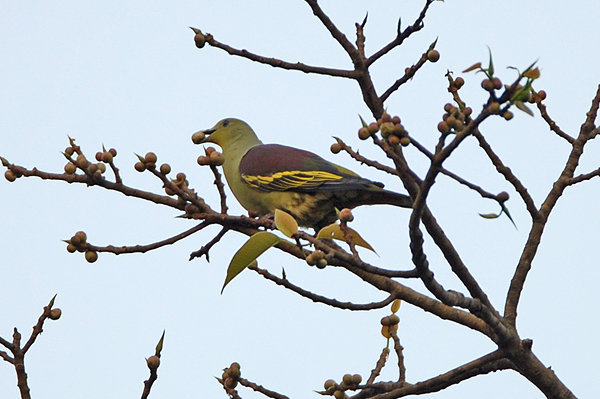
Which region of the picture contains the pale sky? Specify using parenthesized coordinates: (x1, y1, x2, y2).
(1, 1, 599, 398)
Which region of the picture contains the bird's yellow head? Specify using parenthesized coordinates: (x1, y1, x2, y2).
(191, 118, 263, 151)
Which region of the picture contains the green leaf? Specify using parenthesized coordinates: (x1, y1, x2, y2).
(487, 47, 494, 77)
(48, 294, 57, 308)
(358, 114, 368, 128)
(222, 232, 281, 293)
(317, 223, 376, 253)
(155, 330, 165, 355)
(274, 209, 298, 238)
(500, 204, 518, 229)
(514, 101, 534, 116)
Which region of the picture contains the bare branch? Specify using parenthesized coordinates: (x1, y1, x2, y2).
(239, 378, 290, 399)
(251, 266, 396, 311)
(204, 33, 355, 78)
(536, 100, 574, 143)
(380, 48, 430, 103)
(189, 226, 229, 261)
(505, 84, 600, 325)
(472, 129, 540, 219)
(366, 0, 434, 67)
(86, 221, 210, 255)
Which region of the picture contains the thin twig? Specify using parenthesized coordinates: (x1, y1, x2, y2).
(205, 33, 355, 79)
(189, 226, 229, 261)
(239, 378, 290, 399)
(86, 221, 210, 255)
(536, 100, 574, 143)
(251, 266, 396, 311)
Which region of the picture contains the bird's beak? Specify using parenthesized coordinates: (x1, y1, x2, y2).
(191, 128, 215, 145)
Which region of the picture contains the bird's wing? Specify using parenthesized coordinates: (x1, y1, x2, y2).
(239, 144, 383, 193)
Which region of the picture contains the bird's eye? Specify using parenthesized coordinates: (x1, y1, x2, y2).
(222, 119, 230, 127)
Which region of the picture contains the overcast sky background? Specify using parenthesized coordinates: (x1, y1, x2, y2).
(1, 1, 599, 398)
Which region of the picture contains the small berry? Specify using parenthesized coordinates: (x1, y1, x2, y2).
(381, 316, 392, 326)
(339, 208, 354, 222)
(489, 102, 500, 113)
(194, 32, 206, 48)
(481, 79, 494, 91)
(108, 148, 117, 157)
(393, 123, 406, 136)
(427, 49, 440, 62)
(454, 77, 465, 88)
(66, 243, 77, 253)
(389, 314, 400, 325)
(497, 191, 510, 202)
(176, 172, 186, 181)
(101, 151, 113, 163)
(95, 152, 103, 162)
(5, 170, 17, 182)
(134, 162, 146, 172)
(197, 155, 211, 166)
(160, 163, 171, 174)
(492, 77, 502, 90)
(388, 135, 401, 146)
(537, 90, 547, 101)
(437, 121, 450, 134)
(224, 377, 237, 389)
(351, 374, 362, 385)
(65, 147, 75, 156)
(191, 131, 206, 144)
(330, 143, 342, 154)
(503, 111, 514, 120)
(97, 163, 106, 173)
(145, 152, 157, 164)
(73, 231, 87, 245)
(147, 355, 160, 369)
(49, 308, 62, 320)
(209, 151, 225, 166)
(463, 107, 473, 117)
(85, 250, 98, 263)
(342, 374, 353, 386)
(334, 389, 345, 399)
(399, 137, 411, 146)
(391, 115, 401, 124)
(367, 123, 379, 134)
(324, 379, 337, 390)
(76, 154, 89, 168)
(358, 127, 371, 140)
(316, 258, 328, 269)
(443, 103, 454, 113)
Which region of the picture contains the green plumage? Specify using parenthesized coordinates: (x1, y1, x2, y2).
(196, 118, 412, 229)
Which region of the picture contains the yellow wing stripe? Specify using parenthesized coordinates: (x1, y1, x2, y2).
(242, 170, 343, 192)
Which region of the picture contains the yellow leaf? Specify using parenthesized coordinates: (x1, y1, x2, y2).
(317, 223, 376, 253)
(274, 209, 298, 238)
(391, 299, 401, 314)
(523, 67, 540, 79)
(222, 232, 280, 293)
(478, 212, 500, 219)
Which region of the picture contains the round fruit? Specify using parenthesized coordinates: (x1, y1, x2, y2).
(85, 250, 98, 263)
(147, 355, 160, 369)
(5, 170, 17, 182)
(145, 152, 157, 164)
(49, 308, 62, 320)
(427, 49, 440, 62)
(330, 143, 342, 154)
(160, 163, 171, 174)
(192, 131, 206, 144)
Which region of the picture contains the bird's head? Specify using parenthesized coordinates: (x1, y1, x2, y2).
(192, 118, 262, 151)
